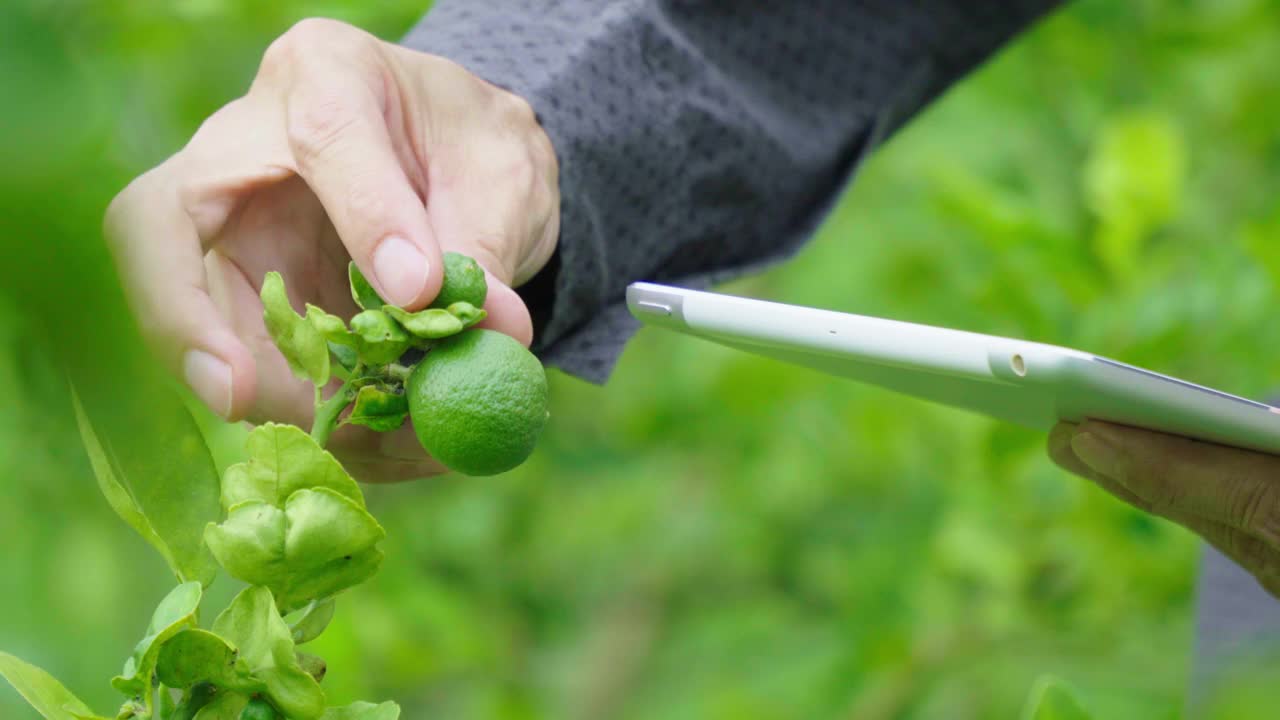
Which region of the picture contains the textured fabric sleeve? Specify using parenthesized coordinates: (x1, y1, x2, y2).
(402, 1, 1063, 383)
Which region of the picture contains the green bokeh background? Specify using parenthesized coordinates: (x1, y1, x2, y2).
(3, 0, 1280, 717)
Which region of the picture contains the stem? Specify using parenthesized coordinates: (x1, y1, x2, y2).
(385, 363, 412, 383)
(311, 378, 356, 448)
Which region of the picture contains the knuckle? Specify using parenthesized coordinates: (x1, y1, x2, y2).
(1231, 533, 1275, 574)
(1130, 455, 1183, 512)
(1237, 482, 1280, 541)
(103, 190, 130, 244)
(469, 237, 516, 283)
(285, 91, 357, 165)
(499, 91, 537, 127)
(103, 174, 151, 249)
(259, 19, 356, 81)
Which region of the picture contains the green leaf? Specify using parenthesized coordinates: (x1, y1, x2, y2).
(211, 587, 326, 720)
(328, 342, 360, 376)
(159, 683, 177, 718)
(305, 305, 357, 346)
(205, 501, 286, 585)
(287, 599, 336, 646)
(295, 652, 326, 683)
(241, 697, 284, 720)
(205, 489, 385, 611)
(171, 683, 218, 720)
(383, 306, 463, 339)
(1021, 675, 1093, 720)
(208, 425, 384, 611)
(262, 272, 330, 386)
(319, 702, 400, 720)
(350, 309, 412, 365)
(111, 582, 203, 702)
(155, 629, 257, 691)
(190, 690, 248, 720)
(348, 262, 385, 310)
(445, 301, 487, 328)
(345, 385, 408, 432)
(71, 389, 220, 587)
(0, 651, 106, 719)
(220, 424, 362, 510)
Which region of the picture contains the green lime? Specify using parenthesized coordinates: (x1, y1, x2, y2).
(407, 329, 548, 476)
(431, 252, 488, 309)
(240, 698, 282, 720)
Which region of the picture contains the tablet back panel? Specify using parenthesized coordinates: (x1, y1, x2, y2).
(627, 282, 1280, 454)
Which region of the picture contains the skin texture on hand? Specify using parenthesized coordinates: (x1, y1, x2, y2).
(1050, 420, 1280, 598)
(103, 19, 559, 482)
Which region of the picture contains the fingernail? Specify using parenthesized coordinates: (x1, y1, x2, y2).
(1071, 431, 1123, 480)
(373, 236, 429, 307)
(184, 349, 232, 419)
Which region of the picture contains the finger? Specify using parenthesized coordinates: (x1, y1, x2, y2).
(204, 250, 313, 427)
(427, 138, 556, 346)
(105, 169, 256, 420)
(275, 45, 442, 309)
(1176, 513, 1280, 599)
(473, 269, 534, 348)
(175, 96, 296, 247)
(1069, 420, 1280, 548)
(1051, 422, 1280, 597)
(1048, 422, 1152, 510)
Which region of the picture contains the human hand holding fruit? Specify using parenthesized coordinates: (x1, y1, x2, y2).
(103, 17, 559, 481)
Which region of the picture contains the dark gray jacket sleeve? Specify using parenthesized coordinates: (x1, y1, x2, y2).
(402, 1, 1062, 383)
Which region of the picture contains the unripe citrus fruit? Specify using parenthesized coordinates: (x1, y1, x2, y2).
(407, 329, 548, 476)
(431, 252, 488, 309)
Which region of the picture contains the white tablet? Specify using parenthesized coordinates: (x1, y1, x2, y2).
(626, 282, 1280, 454)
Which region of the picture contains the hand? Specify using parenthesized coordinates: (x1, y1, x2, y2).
(1050, 420, 1280, 597)
(104, 19, 559, 481)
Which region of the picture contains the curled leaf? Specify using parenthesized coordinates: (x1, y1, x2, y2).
(348, 262, 385, 310)
(0, 651, 106, 719)
(345, 385, 408, 432)
(262, 272, 330, 386)
(155, 629, 256, 692)
(329, 341, 359, 374)
(350, 309, 412, 365)
(170, 683, 218, 720)
(295, 652, 327, 683)
(220, 424, 362, 510)
(205, 489, 385, 611)
(446, 301, 487, 328)
(287, 599, 336, 646)
(189, 688, 249, 719)
(383, 306, 463, 339)
(212, 587, 326, 720)
(305, 305, 357, 347)
(111, 582, 203, 703)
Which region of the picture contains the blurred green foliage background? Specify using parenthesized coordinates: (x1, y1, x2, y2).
(3, 0, 1280, 717)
